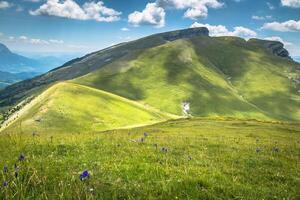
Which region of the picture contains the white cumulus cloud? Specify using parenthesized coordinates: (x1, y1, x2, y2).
(281, 0, 300, 8)
(128, 0, 223, 27)
(0, 1, 12, 9)
(30, 0, 121, 22)
(128, 3, 165, 27)
(262, 20, 300, 32)
(190, 22, 257, 37)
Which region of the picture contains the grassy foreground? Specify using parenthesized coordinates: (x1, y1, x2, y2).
(1, 118, 299, 199)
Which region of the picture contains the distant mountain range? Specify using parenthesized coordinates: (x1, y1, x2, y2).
(0, 71, 39, 89)
(0, 43, 78, 89)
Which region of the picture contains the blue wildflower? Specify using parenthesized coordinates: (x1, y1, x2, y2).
(80, 170, 90, 181)
(18, 154, 25, 161)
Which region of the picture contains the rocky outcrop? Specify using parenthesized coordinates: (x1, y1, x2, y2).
(248, 39, 292, 60)
(266, 41, 291, 59)
(160, 27, 209, 41)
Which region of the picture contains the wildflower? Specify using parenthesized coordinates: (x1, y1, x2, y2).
(80, 170, 90, 181)
(3, 181, 8, 187)
(139, 137, 145, 143)
(161, 147, 168, 153)
(3, 166, 8, 173)
(256, 148, 261, 153)
(18, 154, 25, 161)
(273, 147, 279, 153)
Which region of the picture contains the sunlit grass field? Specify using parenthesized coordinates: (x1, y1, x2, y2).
(1, 118, 299, 199)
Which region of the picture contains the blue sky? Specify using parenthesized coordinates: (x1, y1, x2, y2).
(0, 0, 299, 59)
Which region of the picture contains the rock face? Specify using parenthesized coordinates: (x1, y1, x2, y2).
(266, 41, 291, 59)
(161, 27, 209, 41)
(248, 39, 292, 60)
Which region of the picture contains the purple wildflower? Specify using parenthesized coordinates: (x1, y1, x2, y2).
(18, 154, 25, 161)
(80, 170, 90, 181)
(3, 181, 8, 187)
(161, 147, 168, 153)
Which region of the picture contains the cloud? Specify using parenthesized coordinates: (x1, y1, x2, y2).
(263, 36, 293, 46)
(13, 35, 64, 45)
(157, 0, 223, 19)
(190, 22, 257, 37)
(252, 15, 272, 20)
(262, 20, 300, 32)
(281, 0, 300, 8)
(266, 2, 275, 10)
(30, 0, 121, 22)
(128, 0, 223, 27)
(128, 3, 165, 27)
(252, 15, 265, 20)
(19, 36, 28, 40)
(0, 1, 12, 9)
(49, 39, 64, 44)
(23, 0, 41, 2)
(29, 38, 50, 45)
(121, 27, 130, 31)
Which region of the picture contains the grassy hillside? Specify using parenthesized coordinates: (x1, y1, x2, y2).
(2, 82, 173, 134)
(75, 36, 300, 121)
(1, 118, 299, 199)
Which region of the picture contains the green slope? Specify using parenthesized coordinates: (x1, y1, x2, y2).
(2, 82, 174, 134)
(75, 36, 300, 121)
(1, 31, 299, 135)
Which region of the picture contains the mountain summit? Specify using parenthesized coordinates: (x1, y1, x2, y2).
(0, 43, 11, 54)
(0, 27, 299, 133)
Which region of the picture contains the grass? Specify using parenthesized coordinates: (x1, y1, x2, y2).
(2, 82, 173, 134)
(0, 118, 299, 199)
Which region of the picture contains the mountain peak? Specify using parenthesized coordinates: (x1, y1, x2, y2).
(0, 43, 11, 53)
(159, 27, 209, 41)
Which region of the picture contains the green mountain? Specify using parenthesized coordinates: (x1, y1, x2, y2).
(0, 27, 299, 133)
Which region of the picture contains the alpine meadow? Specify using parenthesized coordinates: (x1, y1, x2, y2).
(0, 0, 300, 199)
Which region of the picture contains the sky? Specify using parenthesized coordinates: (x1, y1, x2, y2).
(0, 0, 299, 59)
